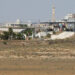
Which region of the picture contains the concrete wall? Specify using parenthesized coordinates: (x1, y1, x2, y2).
(0, 28, 24, 32)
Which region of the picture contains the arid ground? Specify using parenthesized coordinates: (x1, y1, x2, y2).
(0, 37, 75, 75)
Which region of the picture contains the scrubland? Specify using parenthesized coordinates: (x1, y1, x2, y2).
(0, 36, 75, 75)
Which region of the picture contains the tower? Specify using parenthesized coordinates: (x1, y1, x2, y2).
(51, 4, 55, 22)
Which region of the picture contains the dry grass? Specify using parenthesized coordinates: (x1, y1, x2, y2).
(0, 37, 75, 58)
(0, 37, 75, 75)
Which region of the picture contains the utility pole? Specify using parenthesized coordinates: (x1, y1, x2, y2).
(73, 14, 75, 35)
(74, 18, 75, 35)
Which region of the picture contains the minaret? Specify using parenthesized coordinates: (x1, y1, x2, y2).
(51, 4, 55, 22)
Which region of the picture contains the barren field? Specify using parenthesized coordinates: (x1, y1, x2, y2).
(0, 59, 75, 75)
(0, 37, 75, 75)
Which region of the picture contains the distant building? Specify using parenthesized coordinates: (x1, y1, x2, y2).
(64, 14, 73, 19)
(2, 19, 32, 28)
(0, 19, 33, 33)
(62, 14, 75, 30)
(64, 14, 75, 22)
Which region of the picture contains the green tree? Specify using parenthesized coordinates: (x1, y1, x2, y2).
(47, 34, 51, 38)
(1, 28, 16, 40)
(16, 33, 24, 40)
(9, 28, 13, 35)
(20, 24, 27, 28)
(22, 28, 33, 36)
(2, 31, 9, 40)
(21, 28, 33, 40)
(8, 28, 14, 40)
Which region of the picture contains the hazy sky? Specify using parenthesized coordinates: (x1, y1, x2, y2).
(0, 0, 75, 22)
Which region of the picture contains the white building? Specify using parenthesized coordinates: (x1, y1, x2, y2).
(3, 19, 32, 27)
(64, 14, 75, 20)
(0, 19, 32, 33)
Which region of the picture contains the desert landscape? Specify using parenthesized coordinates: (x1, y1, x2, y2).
(0, 0, 74, 75)
(0, 36, 75, 75)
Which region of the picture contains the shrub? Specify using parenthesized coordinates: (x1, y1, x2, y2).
(53, 31, 56, 34)
(47, 34, 51, 38)
(3, 41, 7, 45)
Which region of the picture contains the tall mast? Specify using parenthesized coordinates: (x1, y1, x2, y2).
(51, 3, 56, 22)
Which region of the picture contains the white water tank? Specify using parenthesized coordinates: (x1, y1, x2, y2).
(16, 19, 20, 24)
